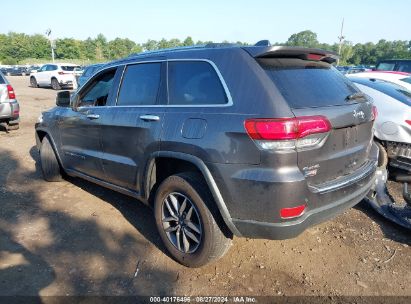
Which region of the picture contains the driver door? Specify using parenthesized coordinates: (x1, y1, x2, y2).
(58, 67, 119, 178)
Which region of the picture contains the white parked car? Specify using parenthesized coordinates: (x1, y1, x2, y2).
(350, 76, 411, 173)
(30, 63, 80, 90)
(349, 71, 411, 91)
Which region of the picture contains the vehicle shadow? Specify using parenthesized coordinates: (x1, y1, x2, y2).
(29, 146, 170, 258)
(0, 229, 55, 298)
(1, 146, 177, 297)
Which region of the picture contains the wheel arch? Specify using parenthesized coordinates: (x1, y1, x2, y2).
(144, 151, 241, 236)
(35, 128, 66, 171)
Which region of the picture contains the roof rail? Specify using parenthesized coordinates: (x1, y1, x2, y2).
(128, 45, 206, 58)
(204, 42, 238, 48)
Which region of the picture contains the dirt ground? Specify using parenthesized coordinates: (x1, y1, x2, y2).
(0, 76, 410, 298)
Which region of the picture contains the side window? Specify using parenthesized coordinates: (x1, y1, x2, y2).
(39, 65, 48, 72)
(168, 61, 228, 105)
(117, 63, 161, 106)
(79, 69, 116, 107)
(46, 65, 57, 71)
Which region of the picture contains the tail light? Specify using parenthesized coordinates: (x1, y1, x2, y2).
(280, 204, 306, 219)
(245, 116, 331, 151)
(7, 85, 16, 99)
(371, 105, 378, 121)
(406, 120, 411, 126)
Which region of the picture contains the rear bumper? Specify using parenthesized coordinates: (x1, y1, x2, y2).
(232, 173, 375, 239)
(208, 142, 379, 239)
(0, 100, 19, 122)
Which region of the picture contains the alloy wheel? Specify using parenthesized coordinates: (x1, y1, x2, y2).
(161, 192, 202, 254)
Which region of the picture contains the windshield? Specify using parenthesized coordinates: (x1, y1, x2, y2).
(376, 62, 395, 71)
(258, 58, 358, 108)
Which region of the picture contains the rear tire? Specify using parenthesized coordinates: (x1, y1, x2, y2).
(30, 77, 38, 88)
(40, 136, 62, 182)
(51, 78, 61, 90)
(376, 141, 388, 169)
(154, 172, 232, 268)
(7, 123, 19, 131)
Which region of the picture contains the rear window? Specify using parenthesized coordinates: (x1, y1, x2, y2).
(61, 66, 80, 71)
(352, 78, 411, 107)
(168, 61, 228, 105)
(258, 58, 358, 108)
(0, 74, 5, 84)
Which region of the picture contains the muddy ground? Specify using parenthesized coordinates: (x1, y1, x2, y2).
(0, 76, 410, 298)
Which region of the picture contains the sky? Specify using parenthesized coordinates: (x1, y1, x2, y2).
(1, 0, 410, 45)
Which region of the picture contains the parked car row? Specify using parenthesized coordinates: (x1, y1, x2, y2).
(35, 43, 380, 267)
(0, 66, 38, 76)
(30, 63, 81, 90)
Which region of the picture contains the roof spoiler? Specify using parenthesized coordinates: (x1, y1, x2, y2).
(244, 46, 339, 64)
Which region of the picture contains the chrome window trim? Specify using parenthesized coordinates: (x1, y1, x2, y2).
(77, 58, 234, 109)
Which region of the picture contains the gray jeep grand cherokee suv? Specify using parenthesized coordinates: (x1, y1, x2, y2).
(35, 44, 379, 267)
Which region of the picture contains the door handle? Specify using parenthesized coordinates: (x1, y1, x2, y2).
(140, 115, 160, 122)
(86, 114, 100, 120)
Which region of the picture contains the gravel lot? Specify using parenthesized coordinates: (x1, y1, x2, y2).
(0, 76, 410, 298)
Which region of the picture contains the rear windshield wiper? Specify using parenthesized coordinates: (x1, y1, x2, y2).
(345, 92, 367, 102)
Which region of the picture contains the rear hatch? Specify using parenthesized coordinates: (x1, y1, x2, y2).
(253, 49, 374, 187)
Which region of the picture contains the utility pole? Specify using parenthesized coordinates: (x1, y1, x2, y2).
(337, 18, 345, 65)
(45, 29, 55, 63)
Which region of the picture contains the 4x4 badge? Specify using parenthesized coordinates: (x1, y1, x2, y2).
(353, 110, 365, 120)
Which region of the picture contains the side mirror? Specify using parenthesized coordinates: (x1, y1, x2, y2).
(56, 91, 71, 107)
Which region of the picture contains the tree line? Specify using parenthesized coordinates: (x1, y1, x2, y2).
(0, 30, 410, 65)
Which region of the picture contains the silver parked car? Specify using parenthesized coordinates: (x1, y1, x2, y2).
(350, 77, 411, 173)
(0, 72, 20, 130)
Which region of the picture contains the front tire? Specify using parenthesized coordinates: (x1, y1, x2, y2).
(30, 77, 38, 88)
(154, 172, 232, 268)
(51, 78, 61, 90)
(40, 136, 62, 182)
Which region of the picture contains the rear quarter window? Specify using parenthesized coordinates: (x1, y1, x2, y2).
(168, 61, 228, 105)
(258, 58, 358, 108)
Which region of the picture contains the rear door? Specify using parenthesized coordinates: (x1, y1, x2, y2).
(36, 65, 48, 85)
(258, 58, 374, 186)
(99, 61, 166, 191)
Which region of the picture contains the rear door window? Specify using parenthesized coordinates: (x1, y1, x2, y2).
(258, 58, 358, 108)
(117, 63, 161, 106)
(168, 61, 228, 105)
